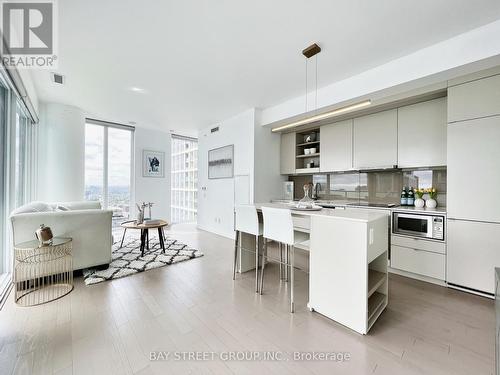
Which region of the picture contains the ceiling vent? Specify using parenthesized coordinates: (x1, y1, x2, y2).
(51, 73, 65, 85)
(210, 126, 219, 133)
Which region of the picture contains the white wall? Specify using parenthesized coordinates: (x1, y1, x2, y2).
(197, 108, 284, 239)
(37, 103, 85, 201)
(260, 19, 500, 126)
(36, 103, 172, 221)
(254, 109, 285, 203)
(134, 128, 172, 221)
(197, 109, 255, 238)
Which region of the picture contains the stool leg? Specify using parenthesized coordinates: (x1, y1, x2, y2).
(290, 245, 295, 313)
(284, 245, 289, 282)
(232, 230, 239, 280)
(279, 243, 283, 280)
(255, 235, 260, 293)
(146, 230, 149, 250)
(120, 228, 127, 248)
(259, 238, 267, 295)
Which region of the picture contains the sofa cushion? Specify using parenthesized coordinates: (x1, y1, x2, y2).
(11, 201, 53, 215)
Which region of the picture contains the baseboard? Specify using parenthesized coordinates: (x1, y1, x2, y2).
(388, 267, 446, 287)
(447, 283, 494, 299)
(196, 225, 234, 240)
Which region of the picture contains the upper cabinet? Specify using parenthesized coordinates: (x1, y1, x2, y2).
(280, 132, 296, 174)
(397, 98, 447, 168)
(353, 109, 397, 169)
(320, 119, 353, 172)
(448, 74, 500, 122)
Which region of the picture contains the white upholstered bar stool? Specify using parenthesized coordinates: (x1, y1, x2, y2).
(233, 204, 264, 293)
(260, 206, 309, 313)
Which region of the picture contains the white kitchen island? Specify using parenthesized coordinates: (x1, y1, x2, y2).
(241, 203, 389, 334)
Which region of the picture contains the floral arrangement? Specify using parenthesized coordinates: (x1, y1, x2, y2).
(415, 188, 425, 199)
(425, 187, 437, 199)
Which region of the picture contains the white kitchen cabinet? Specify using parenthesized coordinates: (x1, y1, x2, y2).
(280, 132, 295, 174)
(447, 219, 500, 294)
(397, 98, 447, 168)
(448, 74, 500, 122)
(447, 116, 500, 223)
(309, 213, 388, 334)
(353, 109, 397, 169)
(391, 245, 445, 280)
(320, 119, 353, 172)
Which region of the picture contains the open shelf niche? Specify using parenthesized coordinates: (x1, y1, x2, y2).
(367, 252, 388, 331)
(295, 128, 320, 174)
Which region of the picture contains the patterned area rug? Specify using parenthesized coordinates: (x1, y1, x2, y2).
(83, 231, 203, 285)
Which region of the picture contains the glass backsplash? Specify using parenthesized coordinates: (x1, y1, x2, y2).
(289, 168, 447, 206)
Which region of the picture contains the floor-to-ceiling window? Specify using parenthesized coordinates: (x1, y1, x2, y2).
(0, 73, 37, 305)
(84, 119, 134, 227)
(0, 81, 9, 300)
(171, 135, 198, 223)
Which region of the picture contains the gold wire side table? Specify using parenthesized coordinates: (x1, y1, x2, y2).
(14, 237, 73, 306)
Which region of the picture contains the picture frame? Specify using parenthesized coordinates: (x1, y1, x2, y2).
(143, 149, 165, 178)
(208, 145, 234, 179)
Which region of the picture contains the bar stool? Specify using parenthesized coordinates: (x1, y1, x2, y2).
(260, 206, 309, 313)
(233, 204, 264, 293)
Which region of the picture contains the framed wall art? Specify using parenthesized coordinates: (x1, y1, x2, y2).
(208, 145, 234, 179)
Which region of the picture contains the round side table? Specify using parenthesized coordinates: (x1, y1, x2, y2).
(120, 220, 169, 257)
(14, 237, 74, 306)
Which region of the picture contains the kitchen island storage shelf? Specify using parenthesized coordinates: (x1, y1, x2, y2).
(308, 211, 388, 334)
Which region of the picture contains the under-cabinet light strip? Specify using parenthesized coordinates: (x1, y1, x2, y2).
(271, 100, 372, 132)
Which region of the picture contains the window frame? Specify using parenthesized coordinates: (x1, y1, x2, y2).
(170, 134, 198, 223)
(84, 118, 135, 221)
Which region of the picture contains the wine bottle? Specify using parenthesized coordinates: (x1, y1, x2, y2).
(400, 187, 408, 206)
(407, 187, 415, 206)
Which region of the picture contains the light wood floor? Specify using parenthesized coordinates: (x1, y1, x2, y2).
(0, 223, 494, 375)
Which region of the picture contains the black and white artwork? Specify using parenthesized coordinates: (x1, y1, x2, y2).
(143, 150, 165, 178)
(208, 145, 234, 179)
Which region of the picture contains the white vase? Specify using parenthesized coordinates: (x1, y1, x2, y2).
(414, 198, 425, 208)
(425, 198, 437, 208)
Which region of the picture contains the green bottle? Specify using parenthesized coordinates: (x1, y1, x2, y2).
(407, 187, 415, 206)
(400, 187, 408, 206)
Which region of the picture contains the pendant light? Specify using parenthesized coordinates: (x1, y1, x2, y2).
(271, 43, 371, 132)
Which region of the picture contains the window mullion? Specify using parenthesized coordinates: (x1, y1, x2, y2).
(103, 126, 109, 209)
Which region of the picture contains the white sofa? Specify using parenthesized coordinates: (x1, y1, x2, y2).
(10, 201, 113, 270)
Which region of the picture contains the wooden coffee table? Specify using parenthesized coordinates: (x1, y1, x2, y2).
(120, 220, 169, 256)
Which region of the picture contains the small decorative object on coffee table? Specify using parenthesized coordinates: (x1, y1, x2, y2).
(120, 219, 169, 257)
(14, 237, 73, 306)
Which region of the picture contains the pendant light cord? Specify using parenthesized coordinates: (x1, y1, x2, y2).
(315, 54, 318, 112)
(305, 58, 308, 112)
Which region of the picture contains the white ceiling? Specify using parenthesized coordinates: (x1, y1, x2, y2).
(31, 0, 500, 133)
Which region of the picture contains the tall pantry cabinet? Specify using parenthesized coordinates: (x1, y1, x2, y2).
(447, 73, 500, 294)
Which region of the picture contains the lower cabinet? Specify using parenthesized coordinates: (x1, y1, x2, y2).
(390, 235, 446, 281)
(391, 245, 445, 280)
(447, 219, 500, 294)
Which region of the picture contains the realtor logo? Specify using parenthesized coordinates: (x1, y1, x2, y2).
(0, 0, 57, 68)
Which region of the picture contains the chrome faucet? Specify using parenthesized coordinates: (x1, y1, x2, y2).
(312, 182, 321, 200)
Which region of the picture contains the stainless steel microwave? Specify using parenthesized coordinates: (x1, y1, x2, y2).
(392, 212, 445, 240)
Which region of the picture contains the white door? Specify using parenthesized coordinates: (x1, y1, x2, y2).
(447, 219, 500, 294)
(353, 109, 397, 169)
(280, 132, 296, 174)
(447, 116, 500, 223)
(320, 119, 353, 172)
